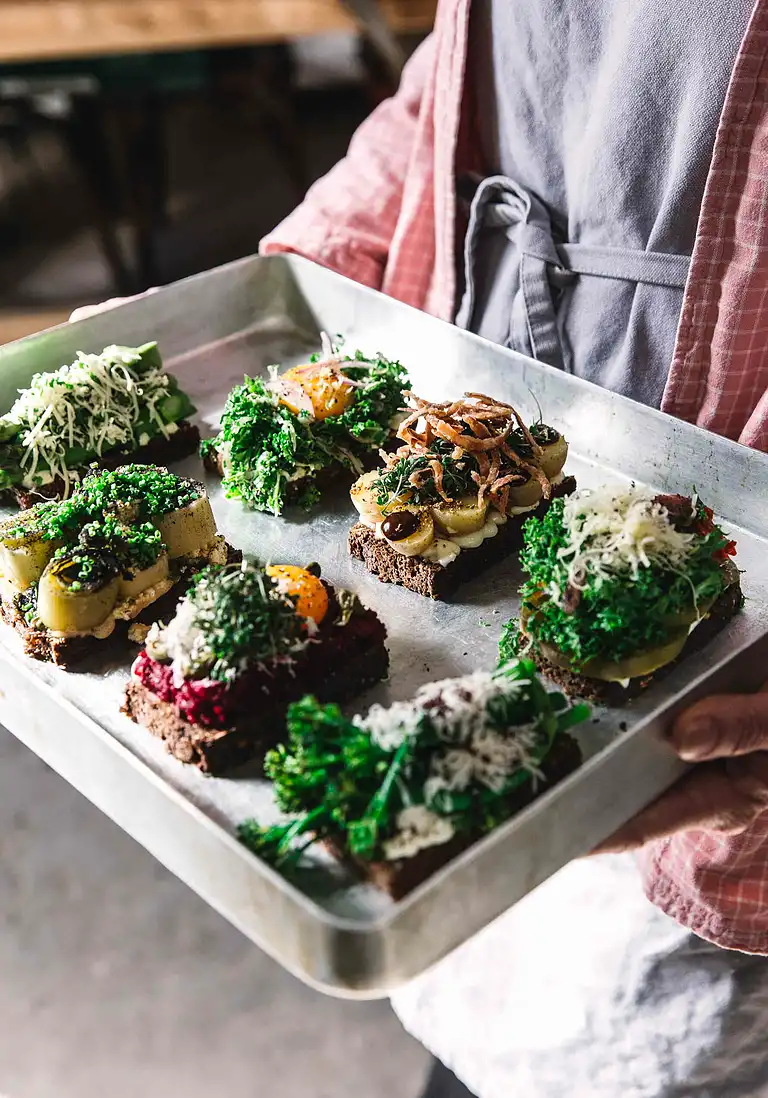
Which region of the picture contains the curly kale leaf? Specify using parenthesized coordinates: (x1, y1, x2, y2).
(520, 498, 731, 667)
(206, 352, 408, 515)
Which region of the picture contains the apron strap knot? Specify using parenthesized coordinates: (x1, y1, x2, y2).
(456, 174, 691, 370)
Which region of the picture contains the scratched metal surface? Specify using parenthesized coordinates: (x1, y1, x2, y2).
(0, 254, 767, 997)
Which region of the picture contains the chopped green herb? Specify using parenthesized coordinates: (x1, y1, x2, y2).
(2, 467, 199, 580)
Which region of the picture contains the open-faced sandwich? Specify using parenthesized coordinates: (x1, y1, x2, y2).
(348, 391, 576, 599)
(508, 486, 743, 702)
(238, 657, 587, 899)
(201, 335, 409, 515)
(0, 343, 198, 508)
(123, 561, 388, 774)
(0, 465, 234, 668)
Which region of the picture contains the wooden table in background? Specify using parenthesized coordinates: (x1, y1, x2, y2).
(0, 0, 436, 63)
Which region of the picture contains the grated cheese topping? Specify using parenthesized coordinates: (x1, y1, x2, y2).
(555, 486, 697, 591)
(357, 668, 548, 860)
(3, 345, 175, 490)
(146, 596, 214, 684)
(359, 668, 541, 782)
(382, 806, 456, 861)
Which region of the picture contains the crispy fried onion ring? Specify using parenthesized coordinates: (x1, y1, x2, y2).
(388, 392, 553, 511)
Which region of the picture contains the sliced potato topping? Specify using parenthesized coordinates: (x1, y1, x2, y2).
(431, 494, 488, 536)
(383, 509, 435, 557)
(154, 494, 217, 559)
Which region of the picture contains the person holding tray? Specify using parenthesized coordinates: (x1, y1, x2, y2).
(261, 6, 768, 1098)
(74, 2, 768, 1093)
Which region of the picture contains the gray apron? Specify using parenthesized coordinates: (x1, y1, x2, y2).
(455, 173, 689, 394)
(455, 0, 756, 408)
(392, 1, 768, 1096)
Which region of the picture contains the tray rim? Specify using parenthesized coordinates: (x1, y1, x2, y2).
(1, 252, 768, 994)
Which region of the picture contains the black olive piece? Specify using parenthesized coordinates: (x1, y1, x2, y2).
(305, 561, 322, 577)
(381, 510, 419, 541)
(51, 549, 121, 592)
(531, 424, 561, 446)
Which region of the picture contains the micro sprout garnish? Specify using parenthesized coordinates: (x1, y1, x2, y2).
(147, 563, 309, 683)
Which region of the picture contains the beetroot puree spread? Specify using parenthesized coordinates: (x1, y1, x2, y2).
(131, 612, 386, 730)
(132, 650, 232, 729)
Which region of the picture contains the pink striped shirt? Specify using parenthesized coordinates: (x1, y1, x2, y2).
(262, 0, 768, 951)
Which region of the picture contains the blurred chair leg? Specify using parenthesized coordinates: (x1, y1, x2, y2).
(101, 96, 166, 291)
(211, 45, 308, 199)
(419, 1059, 477, 1098)
(359, 33, 400, 105)
(62, 96, 134, 296)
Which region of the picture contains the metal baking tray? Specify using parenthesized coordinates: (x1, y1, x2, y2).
(1, 253, 767, 999)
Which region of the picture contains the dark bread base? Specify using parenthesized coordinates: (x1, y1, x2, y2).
(348, 475, 578, 600)
(0, 543, 241, 670)
(4, 420, 201, 510)
(325, 732, 583, 899)
(122, 611, 389, 774)
(528, 576, 744, 705)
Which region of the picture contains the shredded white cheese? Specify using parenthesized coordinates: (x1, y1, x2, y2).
(382, 806, 456, 861)
(360, 670, 529, 750)
(4, 345, 174, 490)
(358, 668, 546, 861)
(556, 486, 697, 591)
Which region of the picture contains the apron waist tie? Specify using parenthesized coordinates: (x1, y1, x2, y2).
(456, 174, 691, 370)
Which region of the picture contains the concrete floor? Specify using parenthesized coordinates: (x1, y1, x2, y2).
(0, 65, 432, 1098)
(0, 726, 430, 1098)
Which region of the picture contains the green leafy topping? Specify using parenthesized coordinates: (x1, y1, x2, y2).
(519, 490, 734, 668)
(203, 348, 408, 514)
(0, 343, 195, 490)
(7, 465, 200, 546)
(238, 658, 589, 870)
(1, 467, 197, 592)
(145, 564, 308, 683)
(498, 618, 523, 665)
(373, 439, 477, 508)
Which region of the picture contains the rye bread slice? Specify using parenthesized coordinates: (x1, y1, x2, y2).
(325, 732, 583, 899)
(527, 574, 744, 705)
(4, 421, 201, 510)
(122, 609, 389, 774)
(348, 475, 578, 600)
(1, 543, 241, 670)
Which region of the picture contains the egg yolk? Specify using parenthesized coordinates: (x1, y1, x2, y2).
(266, 565, 329, 624)
(281, 364, 355, 421)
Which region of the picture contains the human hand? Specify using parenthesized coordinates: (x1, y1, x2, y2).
(594, 683, 768, 853)
(69, 287, 159, 323)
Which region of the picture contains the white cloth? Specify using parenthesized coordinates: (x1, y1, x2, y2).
(391, 856, 768, 1097)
